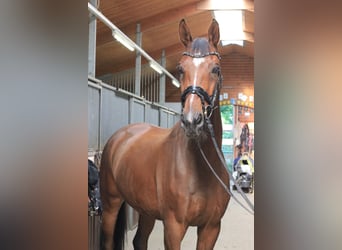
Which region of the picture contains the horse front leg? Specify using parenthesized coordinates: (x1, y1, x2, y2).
(196, 222, 221, 250)
(133, 214, 156, 250)
(163, 216, 187, 250)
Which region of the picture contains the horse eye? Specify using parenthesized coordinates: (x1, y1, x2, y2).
(176, 65, 184, 77)
(212, 66, 221, 75)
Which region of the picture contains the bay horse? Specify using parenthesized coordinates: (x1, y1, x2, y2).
(100, 19, 230, 250)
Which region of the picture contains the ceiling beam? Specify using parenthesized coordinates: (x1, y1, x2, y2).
(96, 30, 254, 77)
(96, 41, 187, 76)
(243, 31, 254, 43)
(97, 2, 206, 47)
(197, 0, 254, 12)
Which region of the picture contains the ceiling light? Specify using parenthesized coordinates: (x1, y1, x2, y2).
(149, 62, 163, 74)
(112, 31, 135, 51)
(172, 79, 180, 88)
(213, 10, 244, 46)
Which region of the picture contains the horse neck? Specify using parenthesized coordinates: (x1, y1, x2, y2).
(171, 97, 222, 152)
(191, 106, 224, 175)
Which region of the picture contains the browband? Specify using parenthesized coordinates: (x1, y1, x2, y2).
(182, 51, 222, 60)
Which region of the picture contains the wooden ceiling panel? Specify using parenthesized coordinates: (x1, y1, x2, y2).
(93, 0, 254, 77)
(244, 10, 254, 33)
(98, 0, 201, 29)
(141, 12, 213, 51)
(96, 2, 205, 47)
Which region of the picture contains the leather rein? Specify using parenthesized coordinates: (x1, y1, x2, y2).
(180, 51, 255, 215)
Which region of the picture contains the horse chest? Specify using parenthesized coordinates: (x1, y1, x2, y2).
(167, 180, 226, 224)
(187, 192, 225, 225)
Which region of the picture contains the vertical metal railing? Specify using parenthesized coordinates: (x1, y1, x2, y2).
(107, 68, 136, 93)
(88, 3, 180, 87)
(88, 211, 101, 250)
(88, 2, 180, 106)
(141, 63, 160, 103)
(106, 63, 161, 103)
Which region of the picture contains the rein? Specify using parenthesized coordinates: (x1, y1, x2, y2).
(199, 118, 255, 215)
(181, 51, 255, 214)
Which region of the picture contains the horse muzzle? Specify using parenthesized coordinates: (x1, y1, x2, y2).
(181, 111, 204, 138)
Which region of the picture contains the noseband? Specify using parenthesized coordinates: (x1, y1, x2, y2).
(180, 51, 222, 119)
(181, 85, 216, 119)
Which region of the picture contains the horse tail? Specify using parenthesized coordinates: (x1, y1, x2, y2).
(113, 202, 127, 250)
(100, 222, 105, 249)
(100, 202, 127, 250)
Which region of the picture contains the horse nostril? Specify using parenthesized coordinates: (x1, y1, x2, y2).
(194, 113, 203, 125)
(181, 114, 189, 126)
(181, 113, 203, 128)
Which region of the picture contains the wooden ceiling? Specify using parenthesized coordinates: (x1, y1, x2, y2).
(94, 0, 254, 78)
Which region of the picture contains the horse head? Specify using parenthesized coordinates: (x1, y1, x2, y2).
(178, 19, 222, 139)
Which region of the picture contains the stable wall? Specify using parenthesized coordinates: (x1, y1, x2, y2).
(221, 52, 254, 123)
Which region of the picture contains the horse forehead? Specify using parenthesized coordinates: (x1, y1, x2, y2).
(191, 38, 210, 53)
(192, 57, 205, 67)
(188, 38, 213, 67)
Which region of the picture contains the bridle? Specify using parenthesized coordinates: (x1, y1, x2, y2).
(180, 51, 222, 120)
(182, 51, 222, 60)
(180, 50, 255, 214)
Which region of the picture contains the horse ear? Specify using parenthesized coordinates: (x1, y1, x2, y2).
(208, 19, 220, 49)
(179, 19, 193, 47)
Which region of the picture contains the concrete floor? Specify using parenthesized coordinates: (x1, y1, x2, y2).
(125, 191, 254, 249)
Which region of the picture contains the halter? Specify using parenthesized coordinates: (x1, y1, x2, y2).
(180, 51, 222, 119)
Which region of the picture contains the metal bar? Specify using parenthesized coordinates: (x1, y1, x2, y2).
(124, 71, 127, 91)
(88, 0, 97, 77)
(132, 69, 135, 93)
(90, 75, 179, 115)
(87, 3, 180, 88)
(149, 70, 152, 101)
(101, 82, 145, 101)
(159, 49, 166, 104)
(98, 82, 102, 150)
(88, 81, 102, 90)
(129, 97, 133, 124)
(143, 70, 146, 99)
(127, 71, 130, 91)
(156, 73, 160, 103)
(135, 23, 142, 96)
(88, 75, 102, 84)
(152, 71, 155, 102)
(129, 70, 135, 93)
(153, 71, 156, 102)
